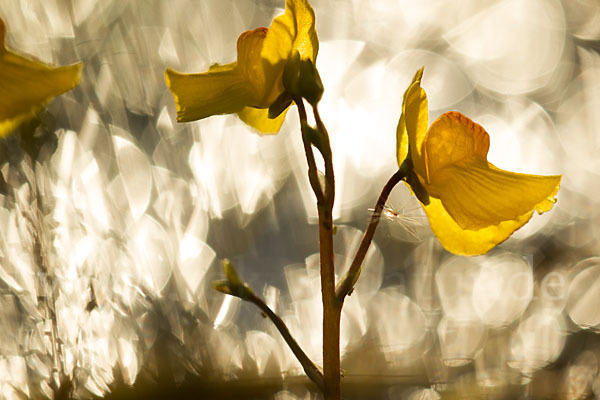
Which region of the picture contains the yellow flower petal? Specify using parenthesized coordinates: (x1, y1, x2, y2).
(261, 0, 318, 88)
(237, 105, 290, 134)
(0, 18, 82, 137)
(165, 63, 253, 122)
(237, 27, 281, 107)
(430, 159, 561, 230)
(396, 67, 424, 166)
(421, 195, 536, 256)
(403, 75, 429, 179)
(421, 111, 561, 230)
(423, 111, 489, 184)
(164, 0, 318, 134)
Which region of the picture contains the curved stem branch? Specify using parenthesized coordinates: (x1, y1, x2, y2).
(336, 166, 409, 301)
(247, 293, 324, 391)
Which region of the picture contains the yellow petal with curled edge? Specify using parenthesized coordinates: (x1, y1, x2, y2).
(237, 105, 290, 134)
(261, 0, 318, 88)
(396, 67, 424, 166)
(165, 63, 253, 122)
(430, 160, 561, 231)
(422, 196, 536, 256)
(403, 73, 429, 180)
(423, 112, 489, 184)
(423, 111, 561, 231)
(0, 18, 82, 137)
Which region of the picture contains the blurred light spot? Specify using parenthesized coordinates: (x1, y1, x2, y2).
(0, 297, 20, 355)
(557, 61, 600, 174)
(245, 330, 282, 377)
(407, 388, 441, 400)
(410, 239, 442, 315)
(117, 338, 139, 386)
(113, 134, 153, 220)
(438, 317, 485, 367)
(317, 40, 366, 96)
(332, 225, 384, 300)
(137, 312, 158, 350)
(279, 261, 325, 365)
(213, 295, 240, 329)
(159, 29, 179, 65)
(445, 0, 566, 94)
(563, 0, 600, 40)
(130, 215, 174, 295)
(384, 49, 473, 111)
(472, 253, 533, 328)
(208, 328, 244, 377)
(340, 293, 368, 352)
(0, 356, 28, 398)
(369, 287, 428, 364)
(188, 119, 290, 223)
(566, 259, 600, 329)
(178, 235, 214, 293)
(482, 98, 559, 176)
(509, 311, 566, 373)
(436, 256, 481, 321)
(565, 350, 597, 400)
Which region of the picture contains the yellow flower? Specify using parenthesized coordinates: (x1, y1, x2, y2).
(0, 18, 83, 138)
(165, 0, 318, 134)
(397, 68, 561, 256)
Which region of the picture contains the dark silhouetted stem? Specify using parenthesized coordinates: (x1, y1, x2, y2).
(336, 165, 409, 301)
(296, 100, 341, 400)
(247, 293, 324, 391)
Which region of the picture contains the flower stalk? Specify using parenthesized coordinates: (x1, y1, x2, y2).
(336, 161, 410, 301)
(296, 99, 341, 399)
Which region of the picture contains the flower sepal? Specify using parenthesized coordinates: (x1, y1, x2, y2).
(268, 91, 293, 119)
(282, 51, 323, 106)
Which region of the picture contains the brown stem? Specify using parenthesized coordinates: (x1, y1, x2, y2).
(336, 167, 408, 301)
(296, 101, 341, 399)
(313, 106, 334, 208)
(319, 205, 341, 400)
(297, 100, 325, 204)
(247, 293, 324, 391)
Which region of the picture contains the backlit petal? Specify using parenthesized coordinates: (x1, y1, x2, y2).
(165, 63, 253, 122)
(422, 195, 535, 256)
(237, 106, 290, 135)
(430, 159, 561, 230)
(0, 19, 82, 137)
(403, 76, 428, 179)
(423, 111, 489, 183)
(261, 0, 318, 91)
(396, 67, 424, 166)
(237, 27, 280, 107)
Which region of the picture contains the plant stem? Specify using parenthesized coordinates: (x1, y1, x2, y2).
(318, 205, 341, 400)
(247, 293, 324, 391)
(336, 166, 408, 301)
(297, 100, 325, 204)
(296, 100, 341, 399)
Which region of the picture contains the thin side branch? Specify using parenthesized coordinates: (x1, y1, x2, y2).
(247, 293, 325, 391)
(336, 164, 409, 301)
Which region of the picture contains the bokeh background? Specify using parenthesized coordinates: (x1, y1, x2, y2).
(1, 0, 600, 399)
